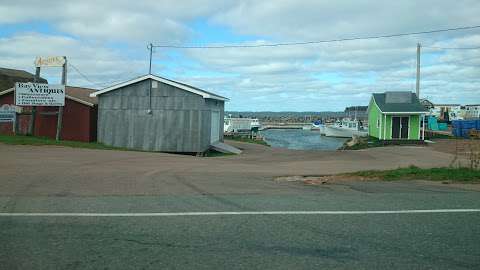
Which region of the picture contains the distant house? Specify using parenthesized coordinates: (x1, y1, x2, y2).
(419, 99, 434, 110)
(464, 104, 480, 119)
(90, 74, 228, 153)
(368, 91, 428, 140)
(0, 86, 98, 142)
(431, 104, 463, 121)
(344, 106, 368, 120)
(0, 67, 47, 91)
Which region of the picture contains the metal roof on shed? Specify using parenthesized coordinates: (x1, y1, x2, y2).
(90, 74, 229, 101)
(372, 92, 428, 113)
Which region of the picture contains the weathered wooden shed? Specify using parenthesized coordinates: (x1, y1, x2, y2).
(90, 74, 228, 153)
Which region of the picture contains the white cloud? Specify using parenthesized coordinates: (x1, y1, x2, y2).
(0, 0, 479, 110)
(0, 33, 146, 88)
(0, 0, 235, 43)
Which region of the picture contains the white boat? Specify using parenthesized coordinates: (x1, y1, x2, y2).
(319, 124, 326, 135)
(224, 117, 260, 133)
(302, 121, 322, 131)
(311, 121, 321, 131)
(324, 118, 368, 138)
(250, 118, 261, 130)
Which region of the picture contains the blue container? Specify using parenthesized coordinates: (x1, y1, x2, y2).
(462, 121, 476, 129)
(454, 128, 462, 137)
(461, 128, 473, 138)
(452, 120, 462, 128)
(476, 120, 480, 130)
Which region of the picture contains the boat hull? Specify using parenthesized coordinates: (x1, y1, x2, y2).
(324, 126, 368, 138)
(319, 125, 326, 135)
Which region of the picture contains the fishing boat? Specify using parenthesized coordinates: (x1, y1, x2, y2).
(224, 117, 261, 133)
(250, 118, 261, 130)
(318, 123, 326, 135)
(324, 118, 368, 138)
(302, 120, 322, 131)
(302, 125, 312, 130)
(311, 120, 322, 131)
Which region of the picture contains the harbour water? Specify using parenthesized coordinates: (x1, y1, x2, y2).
(260, 129, 347, 150)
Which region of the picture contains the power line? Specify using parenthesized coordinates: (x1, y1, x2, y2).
(68, 63, 106, 88)
(422, 56, 480, 66)
(69, 62, 147, 89)
(422, 45, 480, 50)
(151, 25, 480, 49)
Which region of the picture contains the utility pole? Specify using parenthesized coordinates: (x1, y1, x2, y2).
(416, 43, 421, 98)
(148, 43, 153, 74)
(28, 66, 41, 135)
(147, 43, 153, 113)
(56, 57, 66, 141)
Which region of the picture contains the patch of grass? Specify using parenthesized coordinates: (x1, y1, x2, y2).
(341, 136, 427, 150)
(347, 165, 480, 182)
(203, 149, 236, 157)
(0, 134, 132, 151)
(225, 136, 269, 146)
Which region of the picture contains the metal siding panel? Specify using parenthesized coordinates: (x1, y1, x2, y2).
(166, 110, 177, 151)
(219, 101, 225, 142)
(183, 110, 192, 151)
(191, 110, 201, 152)
(156, 110, 167, 151)
(200, 110, 210, 151)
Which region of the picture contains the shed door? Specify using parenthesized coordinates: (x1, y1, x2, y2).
(392, 116, 409, 139)
(400, 117, 409, 139)
(392, 117, 401, 139)
(210, 111, 220, 143)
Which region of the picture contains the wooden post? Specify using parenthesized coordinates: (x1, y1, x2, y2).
(56, 57, 66, 141)
(27, 67, 41, 136)
(422, 114, 425, 140)
(13, 111, 18, 134)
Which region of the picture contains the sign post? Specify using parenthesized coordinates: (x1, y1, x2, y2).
(27, 67, 40, 135)
(56, 58, 67, 141)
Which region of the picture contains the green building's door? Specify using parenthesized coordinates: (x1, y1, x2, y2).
(392, 116, 409, 139)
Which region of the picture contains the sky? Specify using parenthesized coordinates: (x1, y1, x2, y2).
(0, 0, 479, 111)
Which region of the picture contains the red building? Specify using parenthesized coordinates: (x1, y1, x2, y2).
(0, 86, 98, 142)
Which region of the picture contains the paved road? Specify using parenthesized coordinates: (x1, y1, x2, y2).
(0, 143, 479, 269)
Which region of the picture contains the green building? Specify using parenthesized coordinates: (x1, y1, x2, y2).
(368, 92, 428, 140)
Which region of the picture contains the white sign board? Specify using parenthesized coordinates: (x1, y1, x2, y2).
(15, 82, 65, 106)
(0, 104, 16, 123)
(34, 56, 66, 67)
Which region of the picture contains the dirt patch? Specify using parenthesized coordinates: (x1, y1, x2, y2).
(275, 173, 480, 187)
(275, 175, 380, 185)
(429, 139, 479, 155)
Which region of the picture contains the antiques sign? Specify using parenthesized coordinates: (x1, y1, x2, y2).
(34, 56, 66, 67)
(15, 82, 65, 106)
